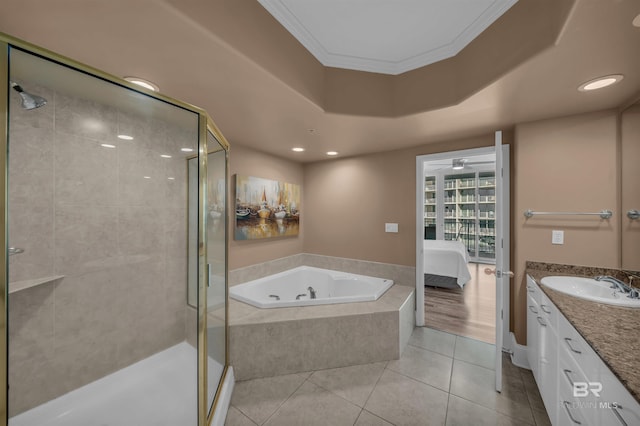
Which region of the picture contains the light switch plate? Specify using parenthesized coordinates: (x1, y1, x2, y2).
(552, 230, 564, 245)
(385, 223, 398, 233)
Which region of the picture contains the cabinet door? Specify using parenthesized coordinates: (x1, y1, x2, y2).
(597, 363, 640, 426)
(539, 321, 558, 425)
(527, 293, 540, 380)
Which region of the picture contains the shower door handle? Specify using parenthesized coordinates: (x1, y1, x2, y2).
(207, 263, 211, 287)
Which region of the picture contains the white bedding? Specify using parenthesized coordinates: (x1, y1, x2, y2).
(423, 240, 472, 287)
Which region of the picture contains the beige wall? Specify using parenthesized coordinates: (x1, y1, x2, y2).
(512, 110, 620, 343)
(303, 135, 495, 265)
(230, 109, 623, 347)
(228, 144, 304, 269)
(621, 103, 640, 271)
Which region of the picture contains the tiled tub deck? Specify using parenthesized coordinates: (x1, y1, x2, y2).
(228, 285, 415, 381)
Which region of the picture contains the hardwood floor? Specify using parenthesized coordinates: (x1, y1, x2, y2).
(424, 263, 496, 344)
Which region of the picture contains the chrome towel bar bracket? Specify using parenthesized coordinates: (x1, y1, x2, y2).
(523, 209, 613, 219)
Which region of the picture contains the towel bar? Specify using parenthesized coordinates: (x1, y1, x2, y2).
(523, 209, 612, 219)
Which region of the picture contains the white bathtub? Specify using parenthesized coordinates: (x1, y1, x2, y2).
(230, 266, 393, 308)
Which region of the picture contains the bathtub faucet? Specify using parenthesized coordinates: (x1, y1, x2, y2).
(307, 286, 317, 299)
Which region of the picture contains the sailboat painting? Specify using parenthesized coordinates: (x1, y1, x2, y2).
(234, 174, 301, 240)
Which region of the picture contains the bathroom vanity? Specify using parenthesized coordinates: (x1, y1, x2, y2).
(526, 269, 640, 426)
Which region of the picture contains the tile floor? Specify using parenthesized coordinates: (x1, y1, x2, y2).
(225, 327, 551, 426)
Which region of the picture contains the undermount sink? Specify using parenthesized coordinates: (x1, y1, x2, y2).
(540, 276, 640, 308)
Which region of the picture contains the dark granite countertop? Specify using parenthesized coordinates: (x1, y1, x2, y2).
(526, 263, 640, 404)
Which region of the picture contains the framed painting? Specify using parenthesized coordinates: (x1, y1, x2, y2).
(234, 174, 300, 240)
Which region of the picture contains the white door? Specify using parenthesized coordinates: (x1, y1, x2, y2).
(492, 131, 511, 392)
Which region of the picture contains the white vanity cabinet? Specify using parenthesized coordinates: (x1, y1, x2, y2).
(526, 276, 540, 380)
(526, 275, 558, 424)
(526, 275, 640, 426)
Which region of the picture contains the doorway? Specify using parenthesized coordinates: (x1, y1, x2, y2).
(415, 140, 511, 391)
(420, 150, 497, 343)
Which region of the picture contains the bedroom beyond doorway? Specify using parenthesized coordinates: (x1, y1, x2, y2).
(424, 262, 496, 344)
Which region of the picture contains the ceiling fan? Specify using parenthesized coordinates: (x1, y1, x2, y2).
(426, 157, 495, 171)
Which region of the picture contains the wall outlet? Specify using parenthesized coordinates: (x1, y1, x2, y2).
(385, 223, 399, 233)
(552, 230, 564, 245)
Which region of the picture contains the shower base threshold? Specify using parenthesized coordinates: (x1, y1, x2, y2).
(10, 342, 223, 426)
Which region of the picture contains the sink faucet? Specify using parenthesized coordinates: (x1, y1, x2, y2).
(307, 286, 317, 299)
(594, 276, 639, 299)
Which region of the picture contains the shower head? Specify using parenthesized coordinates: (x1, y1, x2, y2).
(10, 81, 47, 110)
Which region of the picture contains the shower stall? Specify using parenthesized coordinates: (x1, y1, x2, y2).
(0, 33, 231, 425)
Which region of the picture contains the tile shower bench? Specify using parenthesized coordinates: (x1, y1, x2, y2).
(227, 285, 415, 381)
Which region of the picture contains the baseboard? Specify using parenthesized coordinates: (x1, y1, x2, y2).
(211, 366, 235, 426)
(509, 332, 530, 369)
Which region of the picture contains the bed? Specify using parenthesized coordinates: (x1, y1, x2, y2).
(423, 240, 472, 289)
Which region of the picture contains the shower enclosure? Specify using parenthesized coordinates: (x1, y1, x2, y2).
(0, 33, 231, 425)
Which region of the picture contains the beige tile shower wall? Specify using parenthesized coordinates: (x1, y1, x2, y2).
(229, 144, 304, 270)
(512, 110, 619, 345)
(7, 86, 191, 415)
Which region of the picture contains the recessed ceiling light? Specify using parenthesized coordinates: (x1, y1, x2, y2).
(168, 177, 175, 180)
(160, 154, 172, 158)
(292, 147, 305, 152)
(633, 13, 640, 27)
(101, 144, 116, 149)
(181, 148, 194, 152)
(124, 77, 159, 92)
(117, 134, 134, 140)
(326, 151, 338, 156)
(143, 176, 151, 179)
(578, 74, 624, 92)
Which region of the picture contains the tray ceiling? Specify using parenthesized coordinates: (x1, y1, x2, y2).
(258, 0, 518, 74)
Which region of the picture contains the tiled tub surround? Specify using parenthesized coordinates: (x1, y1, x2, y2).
(526, 261, 640, 403)
(229, 284, 415, 381)
(229, 253, 416, 288)
(8, 83, 195, 415)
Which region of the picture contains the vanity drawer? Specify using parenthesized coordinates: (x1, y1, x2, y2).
(598, 368, 640, 426)
(526, 275, 542, 305)
(558, 397, 595, 426)
(539, 291, 558, 330)
(558, 313, 603, 381)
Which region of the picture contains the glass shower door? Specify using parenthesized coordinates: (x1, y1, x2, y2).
(5, 43, 202, 426)
(206, 131, 228, 416)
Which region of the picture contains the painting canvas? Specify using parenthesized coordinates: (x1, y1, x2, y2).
(234, 175, 300, 240)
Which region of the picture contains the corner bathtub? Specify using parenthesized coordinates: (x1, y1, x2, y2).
(229, 266, 393, 308)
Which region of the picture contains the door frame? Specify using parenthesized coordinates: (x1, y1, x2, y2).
(415, 145, 511, 351)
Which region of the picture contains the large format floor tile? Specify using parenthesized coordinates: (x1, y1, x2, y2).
(449, 359, 535, 425)
(386, 344, 453, 392)
(364, 369, 449, 426)
(445, 395, 523, 426)
(307, 362, 386, 407)
(264, 381, 361, 426)
(225, 327, 550, 426)
(453, 335, 495, 370)
(407, 326, 456, 357)
(230, 374, 306, 425)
